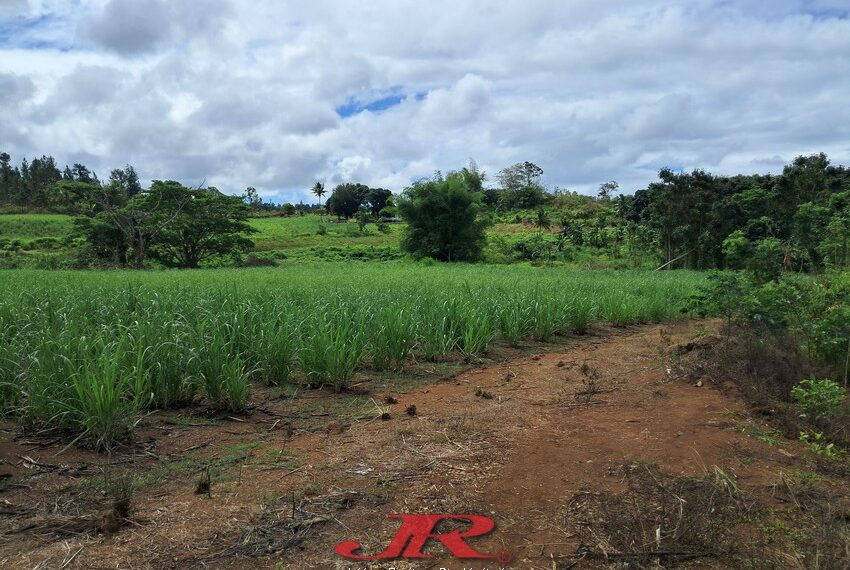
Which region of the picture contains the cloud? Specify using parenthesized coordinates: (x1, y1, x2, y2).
(78, 0, 231, 55)
(1, 0, 849, 203)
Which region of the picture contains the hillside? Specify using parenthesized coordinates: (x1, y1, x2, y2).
(0, 213, 643, 268)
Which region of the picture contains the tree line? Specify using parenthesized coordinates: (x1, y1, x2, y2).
(398, 154, 850, 271)
(1, 149, 848, 271)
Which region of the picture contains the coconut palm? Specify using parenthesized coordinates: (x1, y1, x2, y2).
(312, 181, 326, 219)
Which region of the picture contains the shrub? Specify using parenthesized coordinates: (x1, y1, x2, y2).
(791, 377, 845, 421)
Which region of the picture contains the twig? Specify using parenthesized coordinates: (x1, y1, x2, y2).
(59, 546, 84, 569)
(278, 466, 304, 480)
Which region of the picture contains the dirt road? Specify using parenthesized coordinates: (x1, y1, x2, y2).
(1, 321, 844, 569)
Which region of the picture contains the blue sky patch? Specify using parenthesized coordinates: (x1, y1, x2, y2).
(0, 13, 72, 51)
(336, 92, 406, 118)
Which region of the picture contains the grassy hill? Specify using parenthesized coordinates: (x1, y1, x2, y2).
(0, 214, 76, 244)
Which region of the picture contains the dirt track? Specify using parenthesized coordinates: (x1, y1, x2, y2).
(1, 320, 846, 569)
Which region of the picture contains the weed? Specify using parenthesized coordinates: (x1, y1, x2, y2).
(799, 431, 844, 459)
(791, 376, 845, 421)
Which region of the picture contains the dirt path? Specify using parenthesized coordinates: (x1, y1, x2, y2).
(1, 321, 842, 569)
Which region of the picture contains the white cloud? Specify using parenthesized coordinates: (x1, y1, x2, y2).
(1, 0, 849, 202)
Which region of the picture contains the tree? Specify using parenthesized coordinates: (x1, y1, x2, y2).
(72, 163, 95, 184)
(534, 209, 551, 234)
(597, 180, 618, 202)
(496, 161, 548, 210)
(311, 181, 326, 210)
(397, 170, 490, 261)
(0, 152, 18, 204)
(819, 191, 850, 268)
(498, 161, 543, 190)
(460, 159, 486, 193)
(327, 183, 362, 219)
(108, 165, 142, 198)
(20, 155, 61, 208)
(85, 179, 192, 267)
(356, 210, 371, 233)
(49, 179, 99, 214)
(242, 186, 262, 210)
(75, 212, 131, 265)
(364, 187, 392, 215)
(793, 202, 829, 270)
(147, 183, 256, 268)
(722, 230, 751, 269)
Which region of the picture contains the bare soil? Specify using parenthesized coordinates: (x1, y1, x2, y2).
(1, 320, 848, 569)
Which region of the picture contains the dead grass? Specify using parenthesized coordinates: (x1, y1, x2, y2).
(563, 462, 752, 568)
(668, 325, 849, 449)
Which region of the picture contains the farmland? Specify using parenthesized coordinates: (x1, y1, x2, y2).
(0, 265, 701, 448)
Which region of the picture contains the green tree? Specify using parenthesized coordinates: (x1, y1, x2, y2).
(792, 202, 829, 270)
(748, 237, 784, 284)
(496, 161, 548, 210)
(460, 159, 486, 193)
(20, 155, 61, 208)
(311, 181, 326, 210)
(597, 180, 618, 202)
(818, 191, 850, 268)
(49, 179, 99, 214)
(108, 165, 142, 197)
(242, 186, 262, 211)
(75, 212, 131, 265)
(0, 152, 19, 204)
(364, 187, 392, 215)
(722, 230, 751, 269)
(327, 183, 362, 219)
(534, 208, 551, 234)
(147, 183, 256, 268)
(397, 170, 490, 261)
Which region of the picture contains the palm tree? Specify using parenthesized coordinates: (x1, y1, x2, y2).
(312, 181, 326, 218)
(535, 208, 551, 234)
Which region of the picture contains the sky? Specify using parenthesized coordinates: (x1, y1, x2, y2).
(1, 0, 849, 204)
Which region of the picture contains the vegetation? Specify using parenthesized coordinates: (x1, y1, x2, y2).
(3, 150, 848, 272)
(397, 170, 490, 261)
(687, 268, 849, 458)
(0, 265, 700, 448)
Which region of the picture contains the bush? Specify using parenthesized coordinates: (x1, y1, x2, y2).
(748, 237, 784, 284)
(397, 170, 490, 262)
(791, 377, 845, 421)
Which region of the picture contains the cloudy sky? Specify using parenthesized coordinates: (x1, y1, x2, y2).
(1, 0, 849, 203)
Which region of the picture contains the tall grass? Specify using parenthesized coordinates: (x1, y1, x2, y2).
(0, 264, 703, 446)
(371, 307, 417, 370)
(301, 308, 366, 391)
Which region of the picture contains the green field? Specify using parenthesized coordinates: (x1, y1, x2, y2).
(0, 213, 75, 243)
(0, 212, 642, 267)
(0, 264, 703, 448)
(249, 215, 404, 250)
